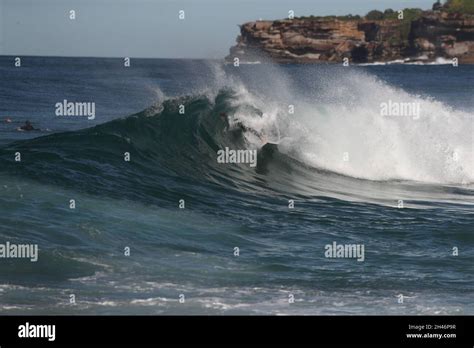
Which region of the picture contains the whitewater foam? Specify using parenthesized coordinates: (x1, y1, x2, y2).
(211, 63, 473, 184)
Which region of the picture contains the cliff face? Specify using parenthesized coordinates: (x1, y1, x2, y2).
(411, 12, 474, 63)
(227, 12, 474, 63)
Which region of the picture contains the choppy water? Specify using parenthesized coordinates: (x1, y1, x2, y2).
(0, 57, 473, 314)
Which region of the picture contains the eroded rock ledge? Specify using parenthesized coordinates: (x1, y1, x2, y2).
(226, 11, 474, 64)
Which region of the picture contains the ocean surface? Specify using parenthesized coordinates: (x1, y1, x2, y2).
(0, 56, 473, 314)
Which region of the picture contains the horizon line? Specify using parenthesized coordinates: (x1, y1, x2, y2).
(0, 54, 225, 60)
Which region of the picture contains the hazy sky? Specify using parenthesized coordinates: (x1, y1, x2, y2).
(1, 0, 437, 58)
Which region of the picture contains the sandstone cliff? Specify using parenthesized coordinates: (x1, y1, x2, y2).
(227, 11, 474, 64)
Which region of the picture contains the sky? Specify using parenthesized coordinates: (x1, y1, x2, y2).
(0, 0, 438, 58)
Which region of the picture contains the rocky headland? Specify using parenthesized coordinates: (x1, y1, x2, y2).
(227, 5, 474, 64)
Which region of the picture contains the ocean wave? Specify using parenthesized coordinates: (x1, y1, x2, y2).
(0, 64, 472, 210)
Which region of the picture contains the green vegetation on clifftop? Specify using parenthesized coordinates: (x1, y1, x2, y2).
(444, 0, 474, 14)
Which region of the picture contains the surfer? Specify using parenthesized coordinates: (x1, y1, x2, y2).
(237, 122, 266, 141)
(18, 120, 36, 131)
(220, 112, 266, 142)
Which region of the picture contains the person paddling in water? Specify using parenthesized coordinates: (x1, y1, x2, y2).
(19, 120, 36, 131)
